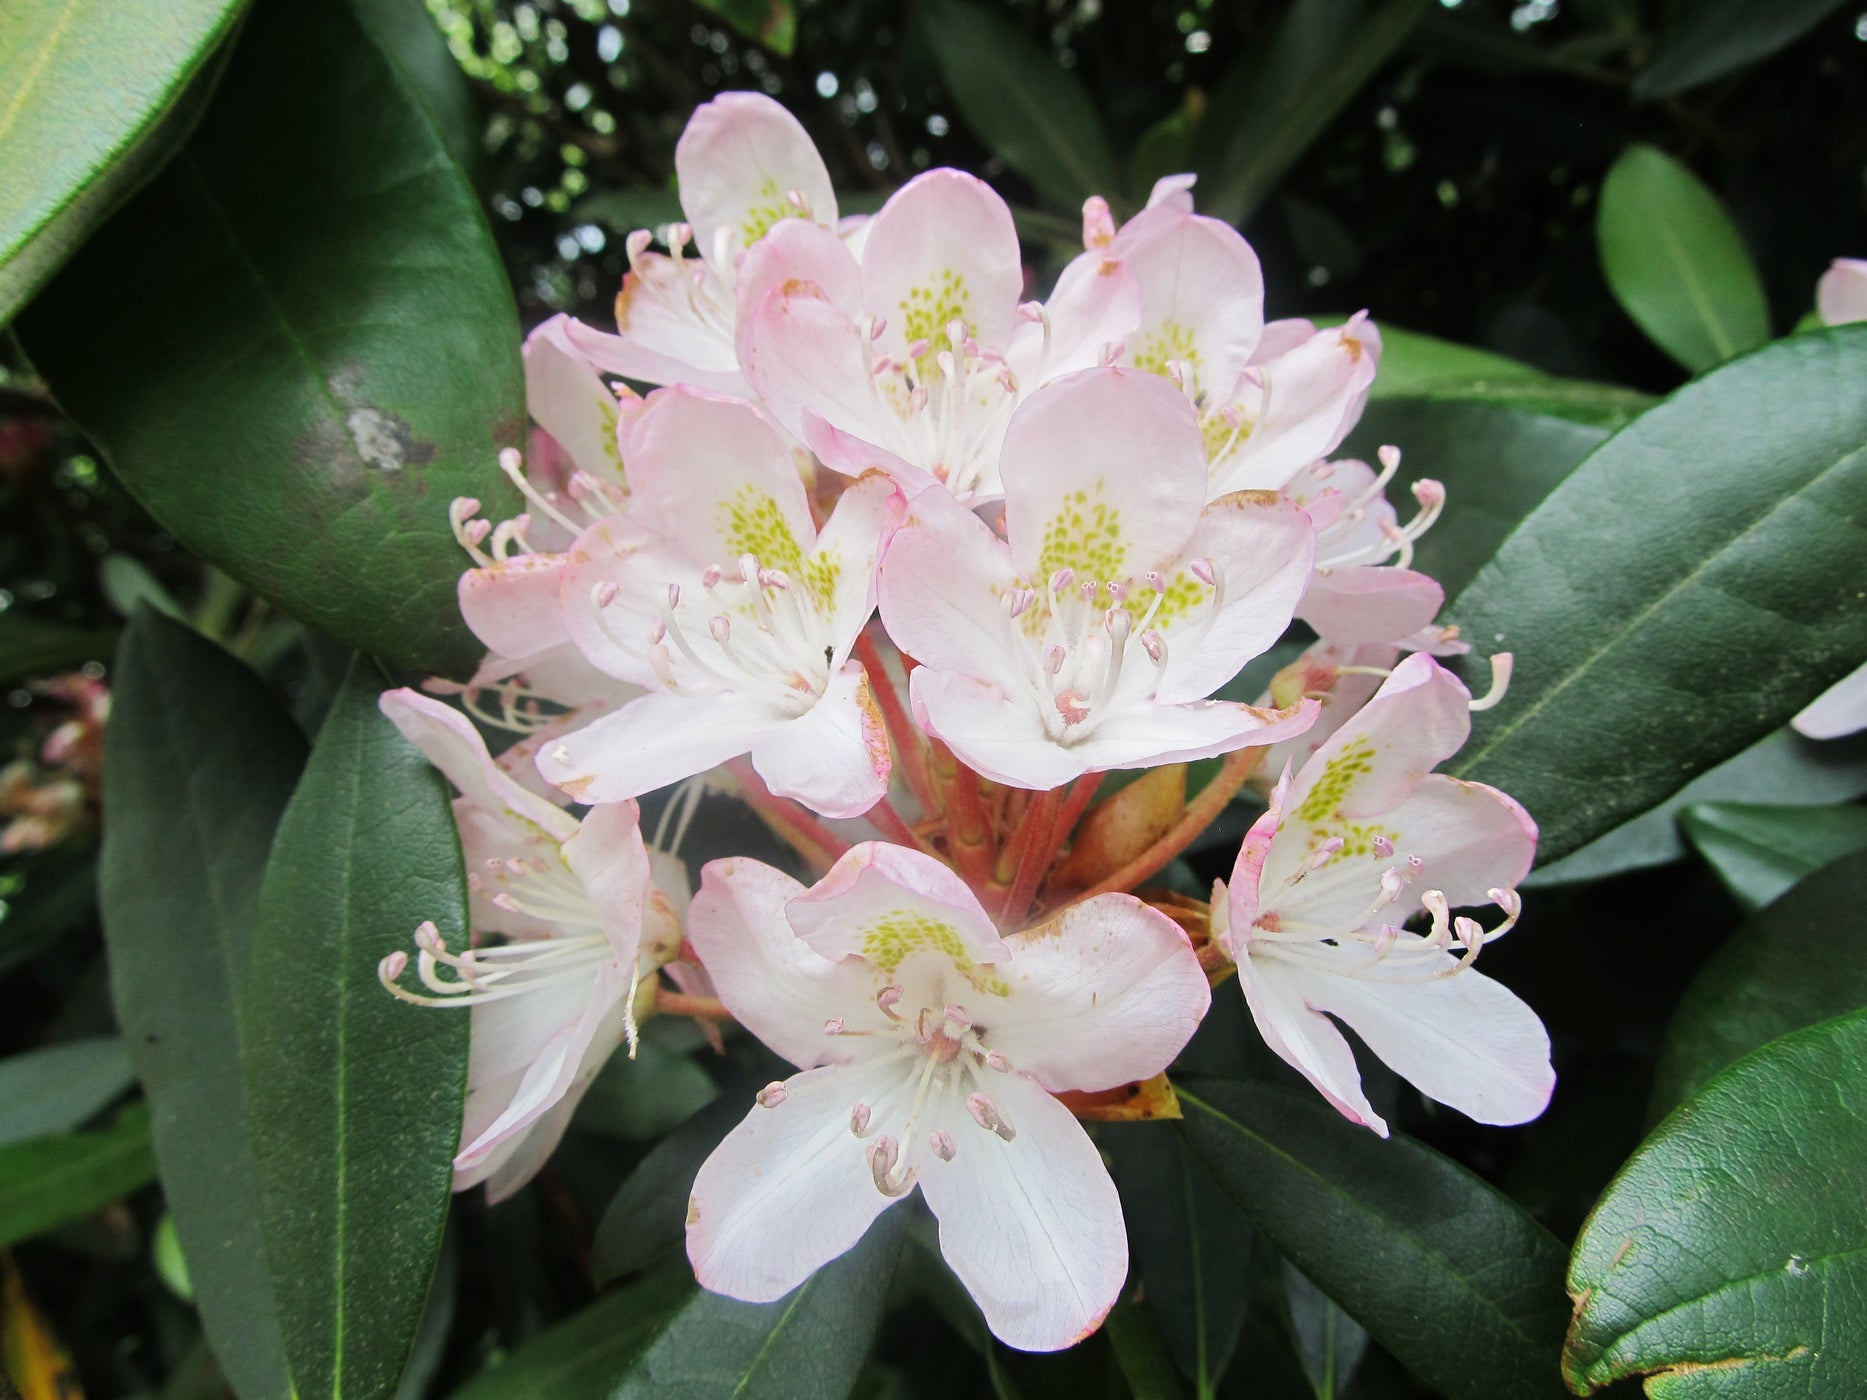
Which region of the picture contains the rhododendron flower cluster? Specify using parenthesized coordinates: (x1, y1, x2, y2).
(379, 90, 1554, 1351)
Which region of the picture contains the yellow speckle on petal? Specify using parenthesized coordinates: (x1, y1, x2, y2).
(859, 908, 1008, 996)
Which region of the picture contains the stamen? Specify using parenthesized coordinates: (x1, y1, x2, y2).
(930, 1130, 957, 1162)
(850, 1102, 872, 1136)
(757, 1082, 787, 1108)
(965, 1092, 1016, 1141)
(1468, 653, 1513, 712)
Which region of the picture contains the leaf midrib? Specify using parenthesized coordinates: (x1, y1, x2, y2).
(1178, 1088, 1559, 1365)
(1454, 424, 1867, 779)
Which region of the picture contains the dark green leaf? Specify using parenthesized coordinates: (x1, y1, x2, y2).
(574, 1033, 717, 1143)
(0, 612, 116, 685)
(446, 1268, 695, 1400)
(1193, 0, 1428, 226)
(1636, 0, 1850, 99)
(1365, 335, 1653, 430)
(16, 0, 523, 677)
(918, 0, 1120, 212)
(0, 1102, 156, 1249)
(354, 0, 485, 179)
(102, 607, 303, 1400)
(1566, 1008, 1867, 1395)
(243, 658, 468, 1400)
(0, 1037, 133, 1148)
(1342, 400, 1610, 602)
(592, 1089, 763, 1285)
(1596, 145, 1770, 374)
(1281, 1260, 1369, 1400)
(1678, 801, 1867, 912)
(1178, 1079, 1570, 1400)
(1526, 726, 1867, 887)
(0, 0, 246, 327)
(692, 0, 798, 56)
(1448, 327, 1867, 864)
(459, 1213, 904, 1399)
(1105, 1121, 1252, 1393)
(1105, 1294, 1186, 1400)
(616, 1208, 905, 1397)
(1650, 851, 1867, 1116)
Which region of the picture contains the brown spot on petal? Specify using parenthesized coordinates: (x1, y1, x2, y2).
(686, 1197, 701, 1226)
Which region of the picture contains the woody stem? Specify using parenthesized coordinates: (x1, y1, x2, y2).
(653, 989, 733, 1021)
(998, 787, 1063, 927)
(1052, 746, 1261, 909)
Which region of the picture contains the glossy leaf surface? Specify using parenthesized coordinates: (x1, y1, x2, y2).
(103, 609, 302, 1399)
(1650, 850, 1867, 1115)
(0, 0, 245, 326)
(1677, 800, 1867, 911)
(1567, 1008, 1867, 1395)
(1179, 1079, 1570, 1400)
(1448, 327, 1867, 864)
(15, 0, 522, 676)
(1596, 145, 1769, 374)
(243, 659, 468, 1400)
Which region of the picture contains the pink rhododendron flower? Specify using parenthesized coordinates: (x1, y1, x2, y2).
(539, 385, 903, 817)
(561, 91, 840, 396)
(447, 317, 639, 717)
(1285, 449, 1451, 648)
(377, 690, 671, 1201)
(1097, 190, 1380, 495)
(739, 167, 1140, 504)
(1211, 653, 1551, 1136)
(1816, 256, 1867, 326)
(683, 841, 1209, 1351)
(878, 366, 1319, 789)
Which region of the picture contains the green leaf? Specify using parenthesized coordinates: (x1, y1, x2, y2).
(15, 0, 523, 678)
(1650, 851, 1867, 1116)
(1193, 0, 1428, 226)
(1105, 1294, 1186, 1400)
(1281, 1260, 1370, 1400)
(573, 1031, 717, 1143)
(1526, 725, 1867, 887)
(0, 1037, 133, 1148)
(1178, 1079, 1571, 1400)
(1636, 0, 1851, 100)
(0, 0, 246, 328)
(692, 0, 798, 56)
(1679, 801, 1867, 912)
(0, 1102, 156, 1249)
(0, 611, 116, 685)
(1104, 1121, 1253, 1394)
(1596, 145, 1770, 374)
(457, 1214, 905, 1399)
(354, 0, 485, 179)
(243, 657, 468, 1400)
(592, 1088, 762, 1285)
(446, 1269, 695, 1400)
(1566, 1008, 1867, 1395)
(102, 607, 303, 1400)
(918, 0, 1120, 212)
(1341, 399, 1611, 602)
(1447, 327, 1867, 865)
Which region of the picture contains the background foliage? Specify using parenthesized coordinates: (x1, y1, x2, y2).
(1, 1, 1864, 1397)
